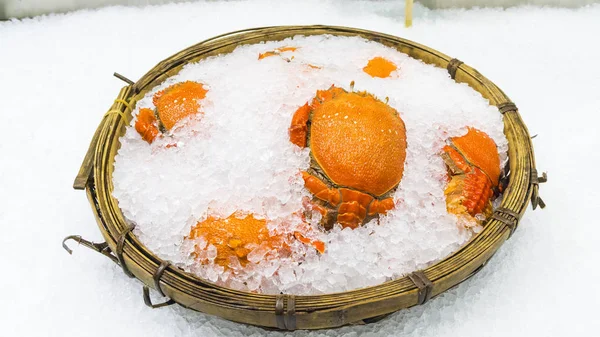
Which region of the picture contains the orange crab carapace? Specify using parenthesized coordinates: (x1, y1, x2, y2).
(135, 81, 208, 143)
(290, 84, 407, 229)
(442, 127, 501, 222)
(188, 213, 324, 269)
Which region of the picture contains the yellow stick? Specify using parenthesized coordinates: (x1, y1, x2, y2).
(405, 0, 413, 28)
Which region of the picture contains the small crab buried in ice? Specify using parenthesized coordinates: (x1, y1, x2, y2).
(258, 46, 322, 70)
(187, 213, 325, 269)
(135, 81, 208, 144)
(442, 127, 503, 226)
(289, 83, 408, 229)
(258, 46, 298, 61)
(363, 57, 398, 78)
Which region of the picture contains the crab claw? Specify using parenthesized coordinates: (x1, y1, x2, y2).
(135, 108, 160, 143)
(442, 127, 501, 223)
(289, 103, 311, 147)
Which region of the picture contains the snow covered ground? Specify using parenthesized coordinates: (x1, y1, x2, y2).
(1, 1, 599, 336)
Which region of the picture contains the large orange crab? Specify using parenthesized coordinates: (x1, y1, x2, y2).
(289, 84, 407, 229)
(135, 81, 208, 143)
(442, 127, 501, 223)
(187, 213, 325, 269)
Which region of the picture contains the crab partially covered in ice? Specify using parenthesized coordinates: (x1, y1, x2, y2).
(363, 57, 398, 78)
(442, 127, 502, 225)
(289, 83, 407, 229)
(258, 46, 298, 61)
(257, 46, 323, 71)
(135, 81, 208, 143)
(187, 213, 325, 269)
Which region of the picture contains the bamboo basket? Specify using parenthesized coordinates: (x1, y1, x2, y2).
(65, 25, 546, 330)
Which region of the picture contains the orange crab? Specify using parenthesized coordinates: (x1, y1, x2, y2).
(363, 57, 397, 78)
(188, 213, 325, 269)
(135, 81, 208, 143)
(258, 46, 322, 70)
(258, 46, 298, 60)
(442, 127, 501, 223)
(289, 84, 407, 229)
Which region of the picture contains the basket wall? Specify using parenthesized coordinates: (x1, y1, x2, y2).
(72, 25, 539, 330)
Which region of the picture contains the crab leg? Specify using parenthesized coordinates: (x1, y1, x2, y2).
(444, 168, 494, 218)
(135, 108, 160, 143)
(313, 86, 346, 105)
(368, 198, 395, 216)
(301, 171, 341, 206)
(289, 103, 311, 147)
(302, 171, 398, 229)
(337, 189, 373, 229)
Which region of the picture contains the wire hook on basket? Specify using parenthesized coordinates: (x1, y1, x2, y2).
(62, 235, 119, 264)
(140, 259, 176, 309)
(531, 169, 547, 210)
(142, 286, 176, 309)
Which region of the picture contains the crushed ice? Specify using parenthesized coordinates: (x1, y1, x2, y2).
(112, 35, 508, 295)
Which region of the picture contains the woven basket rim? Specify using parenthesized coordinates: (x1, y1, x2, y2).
(73, 25, 538, 330)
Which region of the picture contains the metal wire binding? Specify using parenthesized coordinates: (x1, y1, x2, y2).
(143, 286, 176, 309)
(497, 102, 518, 114)
(408, 271, 433, 305)
(275, 294, 297, 330)
(491, 207, 520, 237)
(153, 260, 172, 297)
(530, 169, 547, 210)
(447, 58, 463, 80)
(116, 224, 136, 278)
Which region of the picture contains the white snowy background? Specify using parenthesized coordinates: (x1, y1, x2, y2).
(1, 1, 598, 336)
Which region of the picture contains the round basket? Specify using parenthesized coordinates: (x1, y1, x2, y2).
(67, 25, 544, 330)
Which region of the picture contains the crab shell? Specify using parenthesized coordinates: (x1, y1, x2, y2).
(135, 81, 208, 144)
(290, 85, 407, 229)
(188, 213, 325, 269)
(442, 127, 501, 222)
